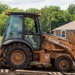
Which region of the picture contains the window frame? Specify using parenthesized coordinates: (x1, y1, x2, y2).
(24, 17, 40, 35)
(24, 16, 42, 50)
(3, 15, 24, 42)
(61, 30, 66, 38)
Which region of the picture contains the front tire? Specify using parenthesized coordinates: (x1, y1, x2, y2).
(55, 55, 73, 71)
(5, 44, 32, 69)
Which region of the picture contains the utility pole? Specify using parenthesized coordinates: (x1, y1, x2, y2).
(50, 16, 52, 34)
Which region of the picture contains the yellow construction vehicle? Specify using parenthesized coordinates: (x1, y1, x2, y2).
(0, 12, 75, 71)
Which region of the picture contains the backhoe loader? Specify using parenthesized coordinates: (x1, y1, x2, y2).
(0, 12, 75, 71)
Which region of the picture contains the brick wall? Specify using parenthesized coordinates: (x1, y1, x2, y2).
(54, 30, 75, 40)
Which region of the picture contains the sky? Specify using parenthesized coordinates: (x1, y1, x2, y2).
(0, 0, 75, 10)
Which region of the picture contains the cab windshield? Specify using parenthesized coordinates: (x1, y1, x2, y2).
(5, 15, 23, 41)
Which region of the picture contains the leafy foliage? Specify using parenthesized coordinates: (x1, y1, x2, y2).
(68, 4, 75, 14)
(0, 3, 75, 35)
(0, 2, 9, 13)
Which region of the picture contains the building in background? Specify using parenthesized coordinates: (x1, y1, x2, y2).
(53, 21, 75, 39)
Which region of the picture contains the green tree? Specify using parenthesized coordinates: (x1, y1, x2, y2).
(68, 4, 75, 14)
(0, 3, 9, 13)
(26, 8, 39, 13)
(0, 3, 74, 35)
(40, 6, 61, 32)
(0, 12, 8, 36)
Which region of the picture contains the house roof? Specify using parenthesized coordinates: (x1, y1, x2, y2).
(53, 21, 75, 31)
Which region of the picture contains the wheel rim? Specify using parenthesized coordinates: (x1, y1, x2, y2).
(59, 59, 68, 70)
(11, 50, 25, 65)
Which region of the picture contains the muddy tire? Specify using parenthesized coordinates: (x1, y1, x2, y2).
(55, 55, 73, 71)
(5, 43, 32, 69)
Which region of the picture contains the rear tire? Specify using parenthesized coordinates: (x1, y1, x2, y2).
(55, 55, 73, 71)
(5, 43, 32, 69)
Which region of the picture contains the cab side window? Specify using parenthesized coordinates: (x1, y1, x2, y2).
(24, 17, 41, 49)
(25, 17, 38, 34)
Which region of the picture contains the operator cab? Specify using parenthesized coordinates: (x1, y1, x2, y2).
(2, 12, 42, 49)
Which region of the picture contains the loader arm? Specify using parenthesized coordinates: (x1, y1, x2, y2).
(42, 34, 71, 51)
(42, 33, 75, 60)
